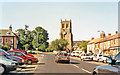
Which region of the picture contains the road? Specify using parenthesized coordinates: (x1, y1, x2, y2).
(34, 53, 107, 74)
(9, 53, 108, 75)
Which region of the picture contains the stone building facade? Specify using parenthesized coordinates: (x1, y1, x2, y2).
(60, 19, 73, 52)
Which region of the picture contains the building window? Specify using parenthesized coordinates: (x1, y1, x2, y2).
(113, 39, 116, 44)
(5, 39, 8, 43)
(10, 39, 13, 44)
(66, 24, 68, 28)
(0, 39, 2, 43)
(62, 24, 64, 28)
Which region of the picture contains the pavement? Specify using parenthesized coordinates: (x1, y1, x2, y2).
(10, 53, 108, 74)
(10, 54, 43, 74)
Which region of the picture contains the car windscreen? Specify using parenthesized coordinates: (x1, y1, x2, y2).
(1, 50, 11, 56)
(58, 53, 68, 56)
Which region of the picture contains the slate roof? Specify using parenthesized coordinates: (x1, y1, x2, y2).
(0, 29, 17, 37)
(88, 33, 120, 44)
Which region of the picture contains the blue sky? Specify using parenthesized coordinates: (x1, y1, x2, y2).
(0, 1, 118, 42)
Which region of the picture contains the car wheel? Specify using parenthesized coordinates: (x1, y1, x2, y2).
(67, 61, 70, 64)
(103, 60, 107, 63)
(92, 71, 97, 75)
(27, 60, 32, 65)
(0, 65, 5, 74)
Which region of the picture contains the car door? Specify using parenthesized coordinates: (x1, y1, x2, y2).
(8, 51, 15, 56)
(15, 52, 27, 62)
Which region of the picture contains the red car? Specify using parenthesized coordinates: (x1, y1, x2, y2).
(7, 51, 38, 65)
(12, 49, 34, 57)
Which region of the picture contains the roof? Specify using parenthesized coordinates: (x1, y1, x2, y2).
(0, 29, 17, 37)
(88, 33, 120, 44)
(73, 41, 81, 43)
(88, 38, 101, 44)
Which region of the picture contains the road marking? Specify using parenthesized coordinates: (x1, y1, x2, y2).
(73, 64, 79, 68)
(81, 68, 91, 74)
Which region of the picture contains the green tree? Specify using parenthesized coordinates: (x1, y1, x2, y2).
(76, 40, 88, 53)
(5, 43, 11, 50)
(16, 25, 33, 49)
(32, 26, 49, 51)
(24, 44, 30, 51)
(0, 45, 8, 51)
(50, 39, 68, 51)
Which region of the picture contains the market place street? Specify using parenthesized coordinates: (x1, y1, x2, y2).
(34, 53, 107, 74)
(10, 53, 108, 75)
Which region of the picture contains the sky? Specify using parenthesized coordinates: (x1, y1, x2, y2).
(0, 0, 118, 42)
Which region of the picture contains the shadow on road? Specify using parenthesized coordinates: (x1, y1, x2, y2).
(38, 63, 45, 65)
(19, 66, 35, 69)
(70, 62, 80, 64)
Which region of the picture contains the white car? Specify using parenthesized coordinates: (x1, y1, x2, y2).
(99, 55, 109, 63)
(71, 51, 82, 57)
(93, 54, 102, 61)
(81, 54, 93, 61)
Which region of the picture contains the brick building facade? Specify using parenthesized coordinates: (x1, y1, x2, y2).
(0, 25, 19, 49)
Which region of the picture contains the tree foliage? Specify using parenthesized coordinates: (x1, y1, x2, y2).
(50, 39, 68, 51)
(32, 26, 49, 51)
(0, 45, 8, 51)
(76, 40, 88, 53)
(16, 25, 49, 51)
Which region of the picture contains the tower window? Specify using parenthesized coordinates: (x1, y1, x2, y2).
(62, 24, 64, 28)
(66, 24, 68, 28)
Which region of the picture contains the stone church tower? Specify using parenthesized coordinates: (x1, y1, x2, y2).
(60, 19, 73, 53)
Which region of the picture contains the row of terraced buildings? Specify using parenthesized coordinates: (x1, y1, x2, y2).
(87, 31, 120, 56)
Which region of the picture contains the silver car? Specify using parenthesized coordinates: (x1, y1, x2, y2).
(0, 55, 19, 74)
(92, 52, 120, 75)
(55, 52, 70, 63)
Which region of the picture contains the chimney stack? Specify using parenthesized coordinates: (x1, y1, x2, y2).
(91, 37, 94, 40)
(9, 25, 12, 31)
(108, 33, 111, 36)
(115, 31, 118, 34)
(100, 33, 105, 38)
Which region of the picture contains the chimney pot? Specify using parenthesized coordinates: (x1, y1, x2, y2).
(108, 33, 111, 36)
(115, 31, 118, 34)
(9, 25, 12, 31)
(91, 37, 94, 40)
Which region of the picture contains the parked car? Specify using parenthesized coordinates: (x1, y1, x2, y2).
(92, 52, 120, 75)
(7, 51, 38, 65)
(81, 54, 94, 61)
(99, 55, 109, 63)
(0, 55, 19, 74)
(11, 49, 34, 57)
(71, 51, 82, 57)
(0, 49, 24, 65)
(93, 54, 102, 62)
(55, 52, 70, 63)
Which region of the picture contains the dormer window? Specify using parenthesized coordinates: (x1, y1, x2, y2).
(6, 32, 10, 35)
